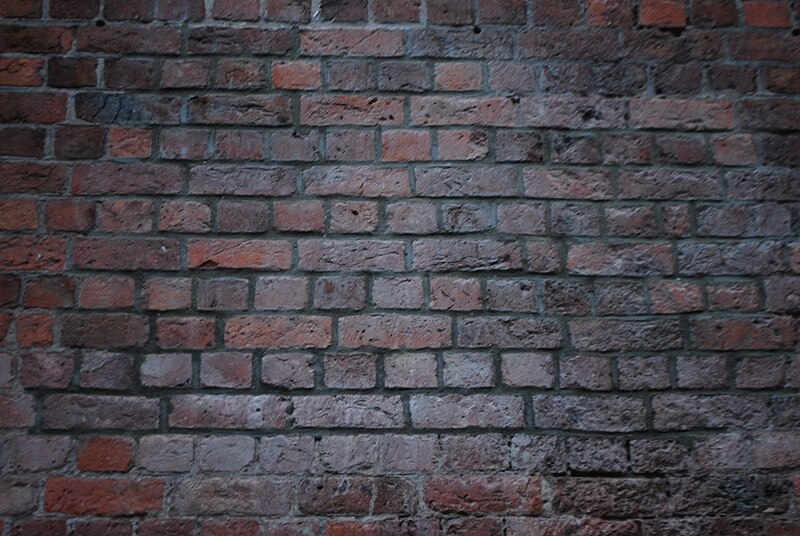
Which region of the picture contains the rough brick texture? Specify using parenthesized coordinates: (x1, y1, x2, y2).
(0, 0, 799, 532)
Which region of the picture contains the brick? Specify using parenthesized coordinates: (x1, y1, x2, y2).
(139, 520, 195, 536)
(200, 352, 252, 388)
(417, 166, 515, 197)
(568, 243, 673, 276)
(442, 434, 508, 471)
(72, 520, 132, 536)
(640, 0, 687, 26)
(0, 126, 44, 157)
(77, 437, 134, 472)
(561, 355, 613, 390)
(212, 0, 258, 19)
(16, 313, 54, 347)
(293, 395, 403, 428)
(691, 316, 798, 350)
(593, 281, 647, 313)
(0, 162, 65, 194)
(570, 319, 682, 351)
(140, 354, 192, 388)
(324, 353, 376, 389)
(272, 61, 321, 90)
(653, 394, 768, 430)
(297, 476, 371, 515)
(372, 277, 423, 309)
(73, 238, 178, 271)
(487, 279, 537, 311)
(157, 317, 215, 350)
(534, 395, 646, 431)
(301, 96, 402, 126)
(386, 201, 437, 234)
(301, 29, 402, 57)
(160, 129, 209, 159)
(79, 276, 134, 309)
(0, 0, 42, 17)
(408, 28, 514, 59)
(411, 97, 514, 126)
(330, 201, 379, 233)
(384, 352, 438, 388)
(425, 476, 541, 514)
(0, 57, 43, 86)
(339, 314, 450, 349)
(0, 393, 35, 428)
(225, 315, 331, 349)
(630, 98, 733, 130)
(299, 239, 404, 272)
(744, 0, 791, 27)
(173, 478, 289, 515)
(260, 435, 314, 473)
(0, 92, 66, 123)
(169, 395, 288, 429)
(568, 437, 628, 472)
(137, 435, 193, 472)
(678, 241, 785, 275)
(382, 130, 431, 162)
(188, 239, 291, 270)
(304, 166, 408, 196)
(374, 0, 420, 21)
(198, 436, 255, 472)
(79, 352, 134, 390)
(143, 279, 191, 311)
(443, 352, 494, 387)
(13, 435, 72, 472)
(198, 278, 249, 311)
(435, 63, 482, 91)
(44, 476, 162, 515)
(262, 353, 315, 388)
(676, 355, 728, 389)
(411, 395, 524, 428)
(617, 355, 670, 391)
(42, 394, 158, 430)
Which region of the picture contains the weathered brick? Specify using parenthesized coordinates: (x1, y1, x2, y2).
(225, 315, 332, 349)
(339, 314, 451, 349)
(411, 395, 524, 428)
(293, 395, 403, 428)
(42, 394, 158, 430)
(425, 476, 541, 514)
(534, 395, 646, 431)
(173, 478, 290, 515)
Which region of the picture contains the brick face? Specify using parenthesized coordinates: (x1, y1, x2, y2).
(0, 0, 797, 530)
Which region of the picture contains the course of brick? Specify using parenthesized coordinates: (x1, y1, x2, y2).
(1, 0, 799, 533)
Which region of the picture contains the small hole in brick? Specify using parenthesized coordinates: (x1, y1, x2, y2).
(793, 28, 800, 36)
(473, 25, 482, 34)
(95, 19, 106, 27)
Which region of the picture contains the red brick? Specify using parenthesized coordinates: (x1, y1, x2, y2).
(143, 278, 192, 311)
(98, 199, 153, 233)
(200, 352, 252, 388)
(434, 63, 482, 91)
(49, 0, 98, 17)
(744, 0, 791, 27)
(308, 274, 364, 309)
(169, 394, 289, 429)
(272, 60, 321, 90)
(140, 353, 193, 388)
(188, 94, 289, 125)
(139, 520, 195, 536)
(187, 239, 291, 270)
(374, 0, 419, 21)
(44, 477, 163, 515)
(304, 166, 408, 196)
(630, 98, 734, 130)
(339, 314, 451, 349)
(104, 59, 156, 89)
(212, 0, 259, 20)
(174, 478, 289, 515)
(640, 0, 687, 26)
(0, 92, 66, 123)
(188, 27, 289, 54)
(262, 353, 315, 389)
(691, 316, 798, 350)
(301, 29, 402, 57)
(0, 126, 44, 157)
(10, 520, 67, 536)
(330, 201, 379, 233)
(77, 25, 179, 54)
(324, 353, 376, 389)
(382, 130, 431, 162)
(0, 199, 35, 231)
(61, 313, 148, 349)
(587, 0, 636, 26)
(225, 315, 332, 349)
(0, 393, 35, 428)
(217, 200, 268, 233)
(16, 313, 53, 347)
(159, 201, 211, 233)
(293, 395, 403, 428)
(425, 476, 541, 514)
(217, 60, 265, 89)
(0, 0, 42, 17)
(74, 238, 178, 271)
(0, 25, 72, 53)
(271, 130, 320, 161)
(301, 95, 402, 126)
(189, 165, 294, 196)
(215, 130, 264, 159)
(0, 57, 43, 86)
(384, 352, 437, 388)
(273, 200, 324, 232)
(411, 96, 514, 126)
(157, 317, 215, 350)
(109, 127, 152, 158)
(692, 0, 737, 26)
(77, 437, 134, 472)
(137, 435, 193, 472)
(19, 352, 73, 388)
(299, 239, 404, 271)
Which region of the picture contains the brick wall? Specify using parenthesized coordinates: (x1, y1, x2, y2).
(1, 0, 799, 533)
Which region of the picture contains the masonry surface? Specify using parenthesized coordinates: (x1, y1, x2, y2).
(0, 0, 799, 533)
